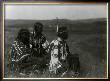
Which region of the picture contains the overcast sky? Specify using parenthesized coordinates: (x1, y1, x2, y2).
(5, 4, 107, 20)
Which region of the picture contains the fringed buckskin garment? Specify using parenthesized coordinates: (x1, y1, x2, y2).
(49, 37, 70, 76)
(10, 39, 32, 77)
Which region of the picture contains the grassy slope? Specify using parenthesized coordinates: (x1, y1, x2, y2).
(4, 18, 107, 78)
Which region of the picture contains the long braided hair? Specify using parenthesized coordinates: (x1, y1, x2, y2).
(16, 29, 30, 47)
(33, 22, 43, 38)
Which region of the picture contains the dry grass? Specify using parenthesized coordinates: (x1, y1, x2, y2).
(4, 19, 107, 78)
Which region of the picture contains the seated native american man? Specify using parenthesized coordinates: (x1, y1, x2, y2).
(30, 22, 49, 72)
(10, 29, 32, 77)
(48, 26, 69, 76)
(48, 26, 80, 77)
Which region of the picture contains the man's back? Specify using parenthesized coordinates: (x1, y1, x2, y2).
(49, 37, 69, 75)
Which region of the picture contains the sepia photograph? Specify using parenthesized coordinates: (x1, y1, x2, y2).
(2, 2, 108, 79)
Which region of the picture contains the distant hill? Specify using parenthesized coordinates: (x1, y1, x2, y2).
(5, 18, 107, 34)
(5, 18, 106, 26)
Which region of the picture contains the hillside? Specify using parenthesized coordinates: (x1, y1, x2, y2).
(4, 18, 107, 78)
(5, 18, 107, 34)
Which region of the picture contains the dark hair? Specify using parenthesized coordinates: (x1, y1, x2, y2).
(33, 22, 43, 37)
(58, 26, 67, 33)
(16, 29, 30, 46)
(33, 22, 43, 31)
(57, 26, 68, 40)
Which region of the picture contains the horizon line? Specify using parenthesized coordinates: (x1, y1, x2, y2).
(5, 17, 106, 21)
